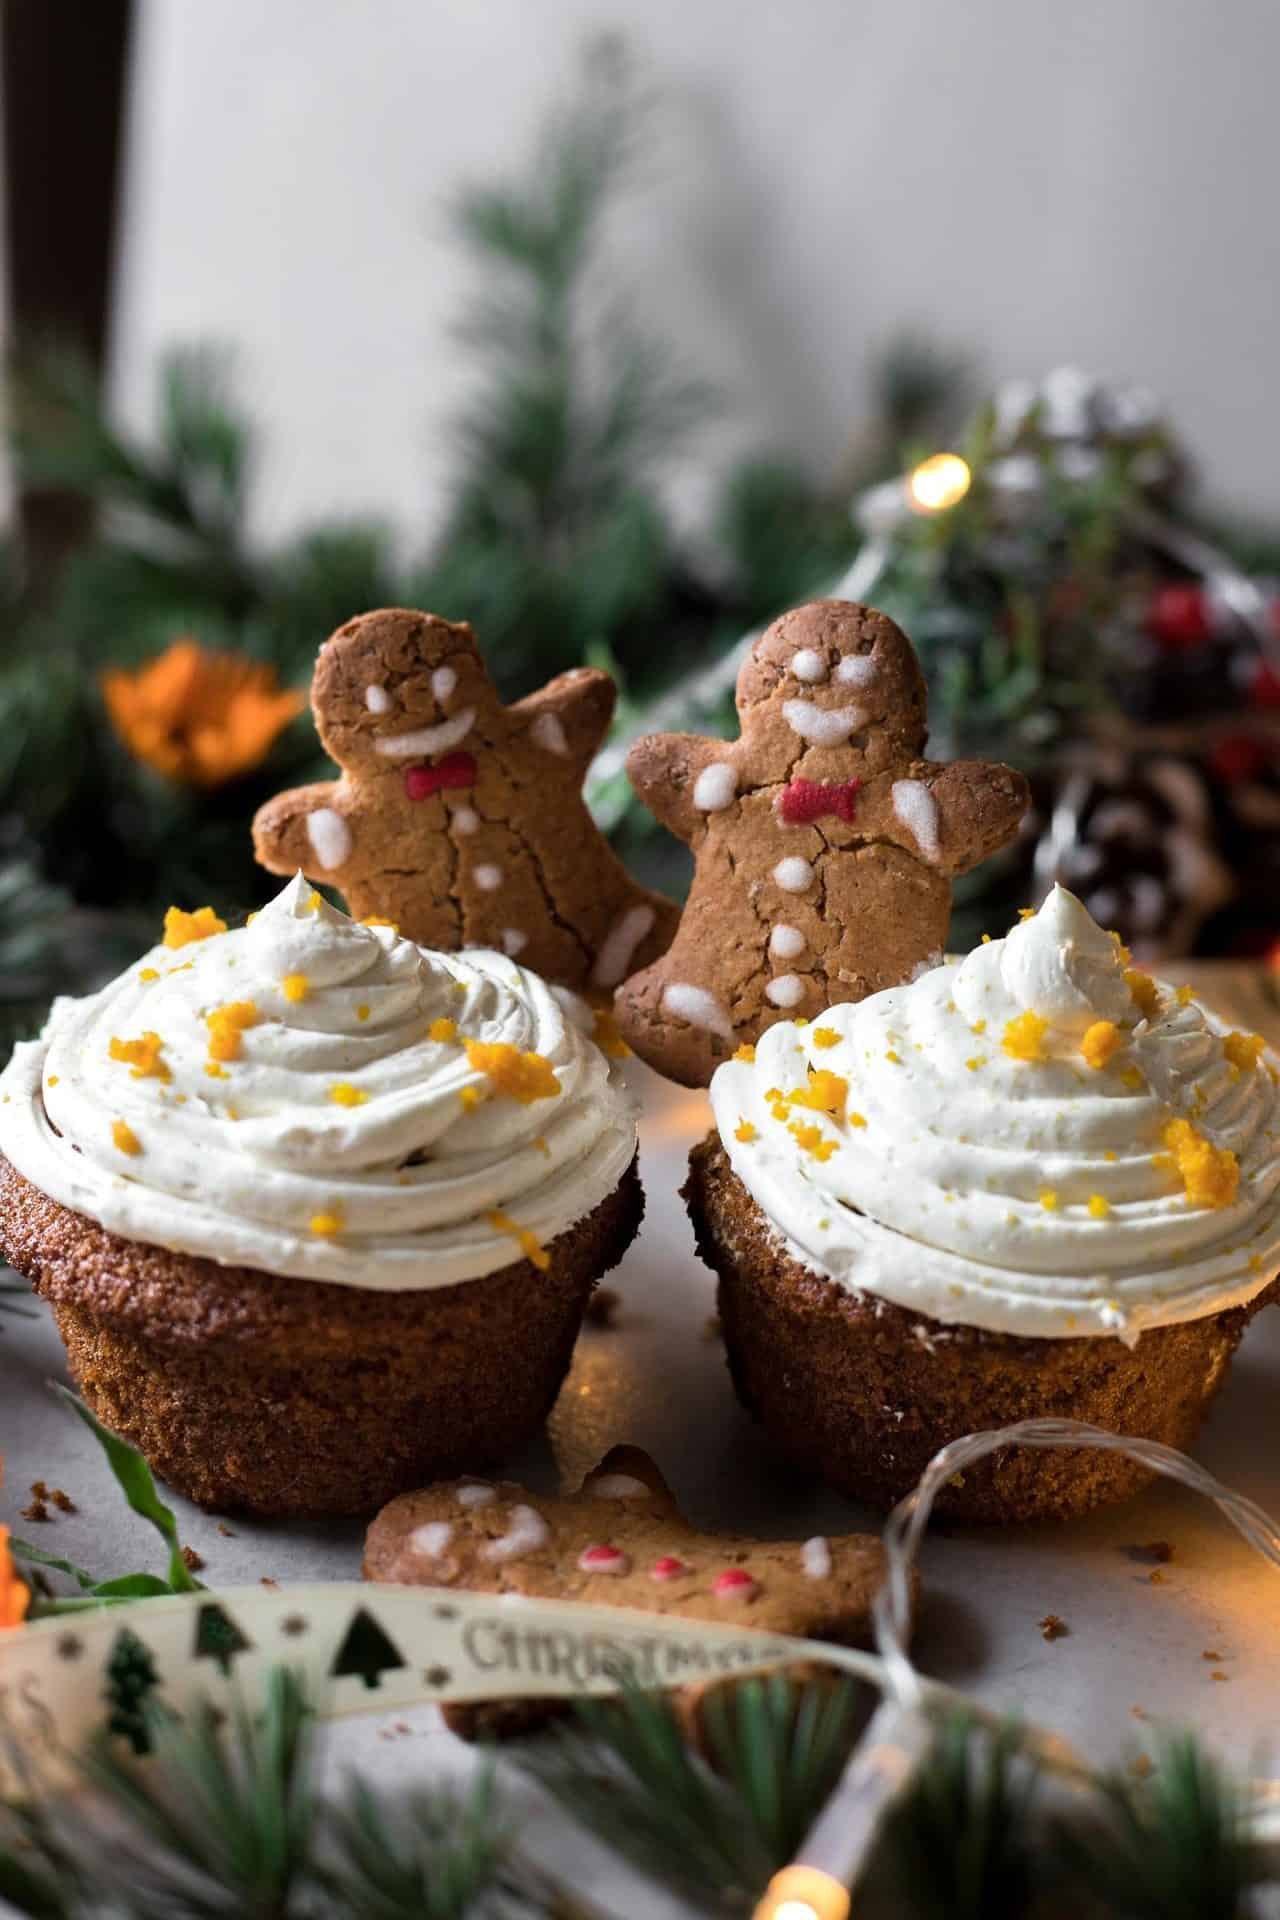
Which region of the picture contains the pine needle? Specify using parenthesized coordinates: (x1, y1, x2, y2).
(877, 1712, 1040, 1920)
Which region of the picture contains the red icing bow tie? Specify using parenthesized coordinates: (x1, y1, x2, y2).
(404, 751, 477, 802)
(777, 777, 861, 826)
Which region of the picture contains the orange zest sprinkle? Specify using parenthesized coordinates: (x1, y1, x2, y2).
(592, 1007, 631, 1060)
(1002, 1011, 1048, 1062)
(361, 914, 399, 931)
(1081, 1020, 1123, 1070)
(1124, 969, 1160, 1021)
(281, 973, 310, 1003)
(811, 1028, 839, 1050)
(970, 1018, 987, 1035)
(357, 1004, 370, 1021)
(204, 1000, 259, 1063)
(205, 1063, 229, 1079)
(111, 1119, 142, 1156)
(305, 890, 324, 912)
(735, 1120, 757, 1143)
(787, 1069, 848, 1116)
(429, 1017, 458, 1044)
(310, 1210, 344, 1237)
(981, 933, 992, 945)
(733, 1042, 757, 1062)
(46, 1075, 58, 1087)
(533, 1135, 551, 1156)
(1223, 1031, 1265, 1077)
(108, 1032, 170, 1082)
(1159, 1119, 1239, 1210)
(463, 1038, 560, 1104)
(459, 1085, 483, 1110)
(1088, 1194, 1111, 1219)
(788, 1119, 837, 1162)
(1109, 929, 1133, 966)
(139, 967, 160, 984)
(1120, 1066, 1145, 1090)
(884, 1049, 902, 1065)
(965, 1056, 987, 1072)
(0, 1525, 29, 1629)
(1176, 984, 1194, 1006)
(848, 1110, 867, 1127)
(486, 1209, 550, 1270)
(1103, 1149, 1118, 1162)
(328, 1083, 367, 1107)
(1038, 1190, 1058, 1211)
(163, 905, 227, 949)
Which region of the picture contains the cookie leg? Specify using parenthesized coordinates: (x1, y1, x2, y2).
(613, 957, 738, 1088)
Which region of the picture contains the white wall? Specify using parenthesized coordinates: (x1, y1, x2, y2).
(112, 0, 1280, 551)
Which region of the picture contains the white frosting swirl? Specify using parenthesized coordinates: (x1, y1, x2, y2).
(0, 876, 636, 1290)
(710, 887, 1280, 1341)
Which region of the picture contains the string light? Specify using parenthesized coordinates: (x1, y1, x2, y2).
(907, 451, 971, 512)
(755, 1865, 851, 1920)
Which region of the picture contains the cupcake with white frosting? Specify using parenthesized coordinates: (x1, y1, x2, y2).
(685, 886, 1280, 1520)
(0, 875, 642, 1514)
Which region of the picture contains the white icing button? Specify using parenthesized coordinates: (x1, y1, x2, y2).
(431, 665, 457, 703)
(769, 924, 805, 959)
(782, 699, 866, 745)
(305, 807, 352, 871)
(590, 1473, 649, 1498)
(501, 927, 528, 956)
(661, 982, 733, 1039)
(693, 761, 738, 811)
(457, 1483, 496, 1508)
(802, 1535, 832, 1579)
(892, 778, 941, 860)
(365, 684, 392, 714)
(772, 856, 814, 894)
(474, 864, 503, 892)
(410, 1520, 454, 1559)
(791, 647, 827, 683)
(531, 711, 569, 755)
(482, 1504, 550, 1562)
(835, 652, 878, 686)
(452, 805, 480, 836)
(591, 903, 656, 988)
(766, 973, 805, 1008)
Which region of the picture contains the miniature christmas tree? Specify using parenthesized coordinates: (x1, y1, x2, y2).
(192, 1601, 253, 1678)
(328, 1606, 407, 1691)
(103, 1625, 160, 1756)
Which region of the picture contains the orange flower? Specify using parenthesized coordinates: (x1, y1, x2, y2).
(0, 1524, 28, 1629)
(101, 638, 306, 788)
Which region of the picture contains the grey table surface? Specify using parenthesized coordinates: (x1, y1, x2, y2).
(4, 980, 1280, 1911)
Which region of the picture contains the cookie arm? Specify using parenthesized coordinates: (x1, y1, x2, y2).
(513, 667, 616, 770)
(625, 732, 730, 844)
(857, 760, 1030, 875)
(252, 781, 355, 882)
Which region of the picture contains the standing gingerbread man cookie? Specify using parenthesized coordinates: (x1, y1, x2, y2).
(253, 608, 677, 994)
(614, 599, 1031, 1084)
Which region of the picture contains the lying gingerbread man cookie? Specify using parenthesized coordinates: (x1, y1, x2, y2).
(253, 608, 678, 994)
(364, 1444, 896, 1742)
(614, 599, 1031, 1083)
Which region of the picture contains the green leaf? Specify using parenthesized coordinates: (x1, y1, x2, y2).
(8, 1538, 97, 1591)
(53, 1385, 201, 1594)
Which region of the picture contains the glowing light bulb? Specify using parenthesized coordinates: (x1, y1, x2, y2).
(907, 451, 971, 512)
(754, 1866, 851, 1920)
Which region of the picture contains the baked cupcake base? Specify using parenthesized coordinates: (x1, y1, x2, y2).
(685, 1135, 1275, 1524)
(0, 1152, 643, 1518)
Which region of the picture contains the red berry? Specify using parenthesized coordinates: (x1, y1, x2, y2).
(650, 1555, 690, 1581)
(1147, 583, 1211, 652)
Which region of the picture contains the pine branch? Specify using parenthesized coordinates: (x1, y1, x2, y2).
(877, 1713, 1040, 1920)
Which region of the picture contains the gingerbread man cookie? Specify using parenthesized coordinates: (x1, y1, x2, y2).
(364, 1444, 896, 1742)
(614, 600, 1031, 1083)
(253, 609, 678, 994)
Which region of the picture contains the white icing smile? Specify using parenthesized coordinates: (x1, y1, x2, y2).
(781, 699, 865, 745)
(375, 709, 476, 760)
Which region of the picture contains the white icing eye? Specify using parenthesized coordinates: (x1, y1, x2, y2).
(693, 762, 738, 811)
(474, 863, 503, 892)
(772, 856, 814, 894)
(765, 973, 805, 1007)
(365, 684, 392, 714)
(431, 666, 457, 703)
(835, 652, 877, 686)
(791, 647, 827, 683)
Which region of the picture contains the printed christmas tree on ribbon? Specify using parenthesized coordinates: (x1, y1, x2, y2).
(329, 1606, 407, 1691)
(104, 1625, 160, 1756)
(192, 1601, 253, 1678)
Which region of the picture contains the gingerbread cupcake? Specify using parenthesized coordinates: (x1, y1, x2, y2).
(686, 886, 1280, 1521)
(0, 875, 642, 1515)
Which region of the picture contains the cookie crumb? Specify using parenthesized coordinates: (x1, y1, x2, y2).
(1201, 1649, 1223, 1661)
(50, 1488, 76, 1513)
(30, 1480, 49, 1500)
(181, 1545, 205, 1573)
(1131, 1705, 1149, 1721)
(21, 1498, 49, 1523)
(260, 1576, 279, 1589)
(1148, 1568, 1166, 1586)
(216, 1521, 235, 1538)
(1129, 1753, 1154, 1780)
(585, 1287, 621, 1329)
(1039, 1613, 1069, 1642)
(1209, 1670, 1229, 1683)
